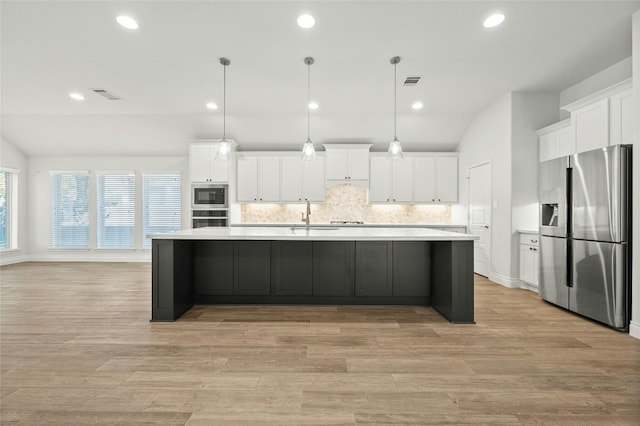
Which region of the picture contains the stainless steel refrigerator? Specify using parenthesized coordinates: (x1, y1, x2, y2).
(539, 144, 631, 331)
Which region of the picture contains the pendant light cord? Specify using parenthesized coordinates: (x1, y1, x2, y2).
(393, 60, 397, 141)
(223, 62, 226, 140)
(307, 61, 311, 142)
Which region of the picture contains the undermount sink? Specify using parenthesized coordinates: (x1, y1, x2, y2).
(290, 226, 340, 231)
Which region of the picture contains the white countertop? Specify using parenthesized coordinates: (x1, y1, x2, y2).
(233, 223, 467, 229)
(518, 229, 539, 234)
(151, 226, 478, 241)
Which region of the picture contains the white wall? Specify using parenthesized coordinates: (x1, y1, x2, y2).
(510, 93, 560, 278)
(631, 10, 640, 339)
(28, 156, 188, 262)
(559, 57, 632, 118)
(0, 137, 29, 265)
(457, 94, 514, 285)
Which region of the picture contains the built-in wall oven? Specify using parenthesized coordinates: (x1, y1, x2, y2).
(192, 184, 228, 209)
(192, 209, 229, 228)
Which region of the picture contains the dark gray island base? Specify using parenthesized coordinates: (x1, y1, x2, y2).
(152, 237, 475, 324)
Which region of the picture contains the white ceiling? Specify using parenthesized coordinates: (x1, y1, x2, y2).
(1, 0, 638, 156)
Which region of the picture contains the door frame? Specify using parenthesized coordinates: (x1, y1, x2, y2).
(467, 160, 492, 277)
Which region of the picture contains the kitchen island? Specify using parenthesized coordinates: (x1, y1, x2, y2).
(151, 226, 477, 323)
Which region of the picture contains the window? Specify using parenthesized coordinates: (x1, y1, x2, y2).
(97, 172, 135, 248)
(51, 171, 89, 248)
(142, 173, 181, 248)
(0, 170, 17, 249)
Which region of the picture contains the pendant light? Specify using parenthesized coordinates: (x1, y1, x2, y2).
(301, 57, 316, 161)
(216, 57, 232, 162)
(388, 56, 403, 159)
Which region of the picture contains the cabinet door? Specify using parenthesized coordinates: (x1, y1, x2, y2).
(392, 158, 413, 202)
(303, 157, 325, 202)
(556, 126, 575, 158)
(436, 157, 458, 203)
(280, 157, 304, 202)
(573, 99, 609, 153)
(393, 242, 429, 296)
(348, 150, 370, 180)
(355, 242, 392, 296)
(189, 145, 211, 182)
(538, 132, 557, 162)
(234, 241, 271, 295)
(325, 150, 349, 180)
(520, 244, 539, 285)
(208, 146, 230, 182)
(610, 89, 633, 146)
(369, 157, 392, 202)
(236, 156, 258, 201)
(313, 242, 353, 296)
(413, 157, 437, 203)
(257, 157, 280, 202)
(194, 241, 234, 295)
(272, 241, 313, 295)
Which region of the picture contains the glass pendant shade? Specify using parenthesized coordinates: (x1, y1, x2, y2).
(388, 137, 403, 159)
(302, 139, 316, 161)
(217, 139, 231, 162)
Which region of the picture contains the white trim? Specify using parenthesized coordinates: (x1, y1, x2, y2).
(48, 247, 90, 251)
(0, 254, 29, 266)
(49, 170, 90, 175)
(519, 281, 539, 293)
(467, 160, 492, 278)
(561, 78, 632, 112)
(536, 118, 571, 136)
(0, 166, 19, 174)
(95, 170, 135, 175)
(489, 272, 521, 288)
(629, 321, 640, 340)
(29, 253, 151, 263)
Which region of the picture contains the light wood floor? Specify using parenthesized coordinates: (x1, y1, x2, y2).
(1, 262, 639, 425)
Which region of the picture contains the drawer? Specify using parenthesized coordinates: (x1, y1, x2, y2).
(519, 233, 540, 246)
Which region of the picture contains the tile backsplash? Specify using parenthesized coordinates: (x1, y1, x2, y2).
(240, 183, 452, 224)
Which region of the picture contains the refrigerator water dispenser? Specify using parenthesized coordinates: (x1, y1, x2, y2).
(542, 203, 559, 227)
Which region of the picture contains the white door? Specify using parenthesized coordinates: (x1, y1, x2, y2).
(348, 150, 370, 180)
(436, 157, 458, 203)
(468, 162, 491, 277)
(369, 157, 391, 202)
(257, 157, 280, 202)
(303, 157, 325, 202)
(236, 156, 258, 201)
(280, 157, 304, 202)
(189, 145, 211, 182)
(413, 157, 436, 202)
(208, 145, 230, 182)
(392, 158, 413, 202)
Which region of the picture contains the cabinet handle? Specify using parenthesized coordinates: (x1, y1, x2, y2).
(393, 199, 396, 202)
(386, 198, 390, 202)
(432, 199, 435, 202)
(533, 248, 537, 251)
(531, 239, 538, 243)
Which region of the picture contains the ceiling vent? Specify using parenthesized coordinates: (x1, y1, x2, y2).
(403, 76, 421, 86)
(91, 88, 121, 100)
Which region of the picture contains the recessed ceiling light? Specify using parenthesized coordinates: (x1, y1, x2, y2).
(206, 102, 218, 110)
(297, 14, 315, 29)
(69, 92, 85, 101)
(308, 102, 319, 110)
(117, 15, 139, 30)
(412, 102, 424, 110)
(483, 13, 505, 28)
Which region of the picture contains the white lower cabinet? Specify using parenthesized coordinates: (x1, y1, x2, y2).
(519, 233, 539, 291)
(237, 156, 280, 202)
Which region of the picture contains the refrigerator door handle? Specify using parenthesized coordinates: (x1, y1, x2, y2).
(566, 166, 572, 238)
(566, 238, 573, 288)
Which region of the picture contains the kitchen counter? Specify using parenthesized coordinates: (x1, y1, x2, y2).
(151, 227, 475, 324)
(232, 223, 468, 230)
(152, 226, 476, 241)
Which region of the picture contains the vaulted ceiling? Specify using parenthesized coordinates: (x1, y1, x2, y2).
(1, 1, 638, 156)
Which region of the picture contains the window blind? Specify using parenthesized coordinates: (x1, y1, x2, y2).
(0, 171, 11, 249)
(97, 172, 135, 248)
(142, 173, 181, 248)
(51, 172, 89, 248)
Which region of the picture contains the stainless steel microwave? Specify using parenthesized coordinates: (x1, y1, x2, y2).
(192, 184, 228, 209)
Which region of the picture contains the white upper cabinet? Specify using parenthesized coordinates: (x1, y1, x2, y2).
(236, 156, 280, 202)
(280, 156, 325, 202)
(371, 155, 457, 204)
(189, 143, 230, 182)
(572, 98, 609, 153)
(610, 88, 633, 146)
(413, 156, 458, 204)
(537, 119, 573, 162)
(324, 144, 372, 187)
(556, 78, 633, 156)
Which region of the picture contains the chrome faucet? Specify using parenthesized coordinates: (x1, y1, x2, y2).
(301, 200, 311, 230)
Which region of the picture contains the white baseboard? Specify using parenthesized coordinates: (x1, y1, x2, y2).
(0, 254, 29, 266)
(630, 321, 640, 340)
(488, 272, 521, 288)
(28, 253, 151, 263)
(519, 281, 540, 293)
